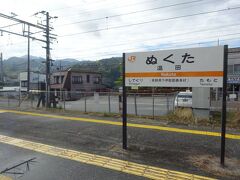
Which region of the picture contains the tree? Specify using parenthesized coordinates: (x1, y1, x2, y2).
(114, 63, 122, 88)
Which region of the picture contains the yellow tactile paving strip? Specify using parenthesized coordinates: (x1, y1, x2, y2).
(0, 175, 12, 180)
(0, 134, 215, 180)
(0, 109, 240, 140)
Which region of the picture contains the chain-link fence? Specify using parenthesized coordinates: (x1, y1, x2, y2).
(210, 90, 240, 111)
(0, 90, 177, 117)
(1, 90, 240, 117)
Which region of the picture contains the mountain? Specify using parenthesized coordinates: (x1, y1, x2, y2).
(3, 56, 45, 79)
(2, 56, 79, 78)
(2, 56, 122, 88)
(56, 58, 79, 63)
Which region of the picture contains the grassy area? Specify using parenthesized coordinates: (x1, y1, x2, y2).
(188, 155, 240, 178)
(164, 108, 195, 125)
(165, 108, 240, 129)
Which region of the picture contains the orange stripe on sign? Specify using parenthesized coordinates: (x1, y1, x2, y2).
(125, 71, 223, 77)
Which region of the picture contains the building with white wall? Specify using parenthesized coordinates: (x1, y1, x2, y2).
(19, 72, 46, 91)
(228, 48, 240, 93)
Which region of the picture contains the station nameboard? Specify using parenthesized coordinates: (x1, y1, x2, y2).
(125, 46, 224, 87)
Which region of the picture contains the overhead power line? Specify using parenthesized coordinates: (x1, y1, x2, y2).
(52, 36, 239, 60)
(59, 6, 240, 37)
(0, 28, 47, 43)
(51, 0, 112, 11)
(59, 23, 240, 52)
(0, 23, 21, 29)
(54, 32, 240, 60)
(52, 0, 161, 13)
(2, 22, 240, 53)
(57, 0, 206, 26)
(0, 13, 45, 30)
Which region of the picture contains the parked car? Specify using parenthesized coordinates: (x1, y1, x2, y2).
(174, 91, 192, 108)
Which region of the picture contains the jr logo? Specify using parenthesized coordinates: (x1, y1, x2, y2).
(128, 56, 136, 63)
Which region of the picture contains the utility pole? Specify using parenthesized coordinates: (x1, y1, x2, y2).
(35, 11, 57, 107)
(27, 25, 30, 92)
(59, 60, 62, 100)
(45, 12, 50, 108)
(0, 11, 57, 105)
(0, 53, 3, 85)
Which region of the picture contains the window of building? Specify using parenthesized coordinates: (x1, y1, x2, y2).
(94, 77, 101, 84)
(87, 75, 90, 83)
(61, 76, 64, 83)
(56, 76, 59, 84)
(54, 76, 57, 84)
(228, 65, 234, 74)
(21, 81, 28, 87)
(54, 76, 60, 84)
(234, 64, 240, 74)
(72, 76, 82, 84)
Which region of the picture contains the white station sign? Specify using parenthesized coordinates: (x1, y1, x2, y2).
(125, 46, 224, 87)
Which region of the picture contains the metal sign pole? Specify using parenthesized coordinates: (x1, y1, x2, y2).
(220, 45, 228, 166)
(122, 53, 127, 150)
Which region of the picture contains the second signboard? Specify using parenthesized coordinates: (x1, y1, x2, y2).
(125, 46, 224, 87)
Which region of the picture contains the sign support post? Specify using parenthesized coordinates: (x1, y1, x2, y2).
(124, 46, 226, 162)
(122, 53, 127, 150)
(220, 45, 228, 166)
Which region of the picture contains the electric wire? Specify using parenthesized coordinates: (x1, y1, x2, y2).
(57, 0, 206, 26)
(59, 6, 240, 37)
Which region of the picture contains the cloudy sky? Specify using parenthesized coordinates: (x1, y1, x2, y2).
(0, 0, 240, 60)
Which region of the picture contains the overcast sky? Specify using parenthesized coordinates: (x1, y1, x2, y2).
(0, 0, 240, 60)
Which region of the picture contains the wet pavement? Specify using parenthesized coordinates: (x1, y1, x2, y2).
(0, 143, 144, 180)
